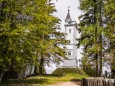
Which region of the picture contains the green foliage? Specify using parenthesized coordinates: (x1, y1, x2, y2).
(0, 0, 67, 82)
(52, 68, 83, 75)
(78, 0, 115, 77)
(81, 55, 96, 76)
(104, 0, 115, 71)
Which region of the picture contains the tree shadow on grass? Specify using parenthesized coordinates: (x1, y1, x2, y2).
(1, 74, 63, 86)
(2, 78, 48, 85)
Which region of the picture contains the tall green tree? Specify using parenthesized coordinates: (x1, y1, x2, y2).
(103, 0, 115, 77)
(0, 0, 38, 82)
(78, 0, 108, 77)
(29, 0, 67, 75)
(0, 0, 67, 82)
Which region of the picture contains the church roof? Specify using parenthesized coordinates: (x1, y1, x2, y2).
(65, 7, 72, 23)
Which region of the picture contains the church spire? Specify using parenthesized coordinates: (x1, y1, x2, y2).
(65, 7, 72, 23)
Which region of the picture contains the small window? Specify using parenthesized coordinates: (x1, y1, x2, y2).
(68, 51, 71, 55)
(69, 29, 71, 33)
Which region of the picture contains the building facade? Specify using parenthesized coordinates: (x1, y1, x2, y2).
(62, 8, 78, 68)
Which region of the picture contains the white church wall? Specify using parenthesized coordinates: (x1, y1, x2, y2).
(65, 25, 75, 44)
(62, 60, 77, 68)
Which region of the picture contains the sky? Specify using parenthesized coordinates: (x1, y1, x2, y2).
(53, 0, 81, 21)
(53, 0, 81, 31)
(45, 0, 83, 74)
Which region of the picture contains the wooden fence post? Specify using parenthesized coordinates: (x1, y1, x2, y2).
(81, 78, 115, 86)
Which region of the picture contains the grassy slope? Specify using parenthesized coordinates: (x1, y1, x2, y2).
(1, 73, 88, 86)
(52, 68, 84, 75)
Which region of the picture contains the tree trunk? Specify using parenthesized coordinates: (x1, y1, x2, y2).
(99, 36, 102, 77)
(93, 0, 99, 77)
(99, 0, 103, 77)
(0, 71, 4, 84)
(34, 66, 37, 75)
(95, 54, 99, 77)
(39, 57, 44, 75)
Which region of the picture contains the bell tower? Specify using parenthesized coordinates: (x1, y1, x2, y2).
(62, 7, 78, 68)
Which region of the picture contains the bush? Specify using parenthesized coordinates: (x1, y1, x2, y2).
(52, 68, 83, 75)
(83, 67, 96, 77)
(2, 70, 18, 82)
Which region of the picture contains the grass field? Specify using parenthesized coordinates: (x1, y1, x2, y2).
(1, 73, 88, 86)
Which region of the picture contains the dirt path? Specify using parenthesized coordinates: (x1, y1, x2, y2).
(47, 81, 81, 86)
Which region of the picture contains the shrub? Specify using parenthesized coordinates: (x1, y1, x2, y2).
(52, 68, 83, 75)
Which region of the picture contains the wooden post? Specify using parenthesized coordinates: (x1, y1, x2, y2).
(81, 78, 115, 86)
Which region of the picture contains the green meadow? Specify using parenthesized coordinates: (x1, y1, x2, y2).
(1, 73, 88, 86)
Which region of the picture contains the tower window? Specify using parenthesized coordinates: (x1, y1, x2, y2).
(68, 51, 71, 55)
(69, 29, 71, 33)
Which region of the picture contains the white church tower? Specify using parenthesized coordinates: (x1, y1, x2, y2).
(62, 8, 78, 68)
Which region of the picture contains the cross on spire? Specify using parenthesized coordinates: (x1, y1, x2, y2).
(68, 6, 70, 12)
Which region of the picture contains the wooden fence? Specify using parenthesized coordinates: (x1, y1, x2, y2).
(82, 77, 115, 86)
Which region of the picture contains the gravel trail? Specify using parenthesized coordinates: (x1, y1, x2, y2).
(47, 81, 81, 86)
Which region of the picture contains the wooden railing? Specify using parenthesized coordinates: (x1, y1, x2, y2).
(82, 77, 115, 86)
